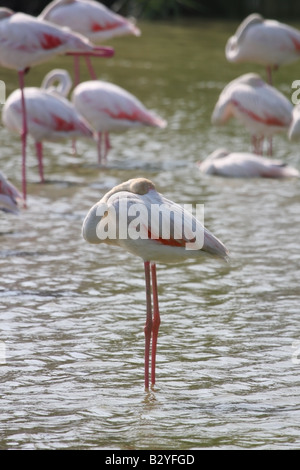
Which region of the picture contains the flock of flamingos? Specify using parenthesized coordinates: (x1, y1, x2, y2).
(1, 0, 300, 388)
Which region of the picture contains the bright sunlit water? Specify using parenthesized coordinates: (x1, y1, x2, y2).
(1, 20, 300, 450)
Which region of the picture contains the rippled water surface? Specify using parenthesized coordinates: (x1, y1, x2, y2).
(1, 20, 300, 450)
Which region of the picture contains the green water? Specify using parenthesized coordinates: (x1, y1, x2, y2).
(0, 19, 300, 450)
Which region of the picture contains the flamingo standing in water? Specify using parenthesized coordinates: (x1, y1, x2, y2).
(0, 8, 114, 202)
(0, 172, 23, 214)
(226, 13, 300, 84)
(2, 69, 93, 183)
(82, 177, 228, 389)
(197, 148, 299, 178)
(72, 80, 167, 164)
(39, 0, 141, 83)
(288, 104, 300, 141)
(211, 73, 293, 155)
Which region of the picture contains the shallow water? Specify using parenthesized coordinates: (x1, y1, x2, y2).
(1, 20, 300, 450)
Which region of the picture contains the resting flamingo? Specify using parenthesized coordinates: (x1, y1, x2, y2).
(82, 177, 228, 389)
(211, 73, 293, 155)
(39, 0, 141, 83)
(2, 69, 93, 183)
(0, 172, 23, 214)
(226, 13, 300, 84)
(72, 80, 167, 164)
(288, 104, 300, 141)
(0, 8, 113, 202)
(197, 148, 299, 178)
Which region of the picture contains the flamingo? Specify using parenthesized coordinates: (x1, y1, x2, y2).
(72, 80, 167, 164)
(211, 73, 293, 155)
(0, 8, 114, 203)
(226, 13, 300, 84)
(0, 172, 23, 214)
(82, 177, 229, 389)
(197, 148, 299, 178)
(288, 105, 300, 141)
(2, 69, 93, 184)
(39, 0, 141, 83)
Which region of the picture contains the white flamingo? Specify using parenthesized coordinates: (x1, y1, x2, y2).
(0, 7, 113, 202)
(288, 104, 300, 141)
(39, 0, 141, 41)
(0, 172, 23, 214)
(211, 73, 293, 155)
(226, 13, 300, 84)
(72, 80, 167, 164)
(39, 0, 141, 82)
(82, 177, 229, 389)
(2, 69, 93, 183)
(197, 148, 299, 178)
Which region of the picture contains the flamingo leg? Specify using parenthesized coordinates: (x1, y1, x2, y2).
(18, 70, 28, 206)
(97, 131, 103, 165)
(35, 141, 45, 183)
(150, 262, 160, 386)
(84, 56, 97, 80)
(267, 137, 273, 156)
(266, 65, 273, 85)
(144, 260, 152, 390)
(103, 132, 111, 165)
(73, 56, 81, 86)
(252, 135, 264, 155)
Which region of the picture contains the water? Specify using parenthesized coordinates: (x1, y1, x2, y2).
(1, 20, 300, 450)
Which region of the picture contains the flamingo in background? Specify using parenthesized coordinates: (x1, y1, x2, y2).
(2, 69, 93, 184)
(0, 8, 114, 203)
(226, 13, 300, 84)
(211, 73, 293, 155)
(39, 0, 141, 83)
(72, 80, 167, 165)
(197, 148, 299, 178)
(0, 172, 23, 214)
(288, 105, 300, 141)
(82, 177, 229, 389)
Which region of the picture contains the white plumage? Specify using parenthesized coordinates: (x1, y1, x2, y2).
(212, 73, 293, 154)
(72, 80, 167, 164)
(39, 0, 141, 41)
(226, 13, 300, 83)
(0, 172, 22, 214)
(198, 148, 299, 178)
(2, 69, 93, 182)
(82, 178, 228, 388)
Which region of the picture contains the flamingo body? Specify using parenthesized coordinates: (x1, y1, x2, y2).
(0, 9, 104, 71)
(198, 148, 299, 178)
(72, 80, 167, 163)
(82, 177, 228, 388)
(288, 105, 300, 141)
(2, 69, 93, 182)
(39, 0, 141, 41)
(212, 73, 292, 153)
(0, 8, 113, 202)
(3, 78, 93, 143)
(0, 172, 22, 214)
(226, 14, 300, 69)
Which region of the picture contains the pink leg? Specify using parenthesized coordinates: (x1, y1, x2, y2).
(18, 70, 27, 205)
(103, 132, 111, 165)
(72, 139, 77, 156)
(267, 137, 273, 156)
(150, 262, 160, 386)
(97, 132, 102, 165)
(84, 56, 97, 80)
(252, 135, 264, 155)
(35, 141, 44, 183)
(74, 56, 80, 86)
(144, 261, 152, 390)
